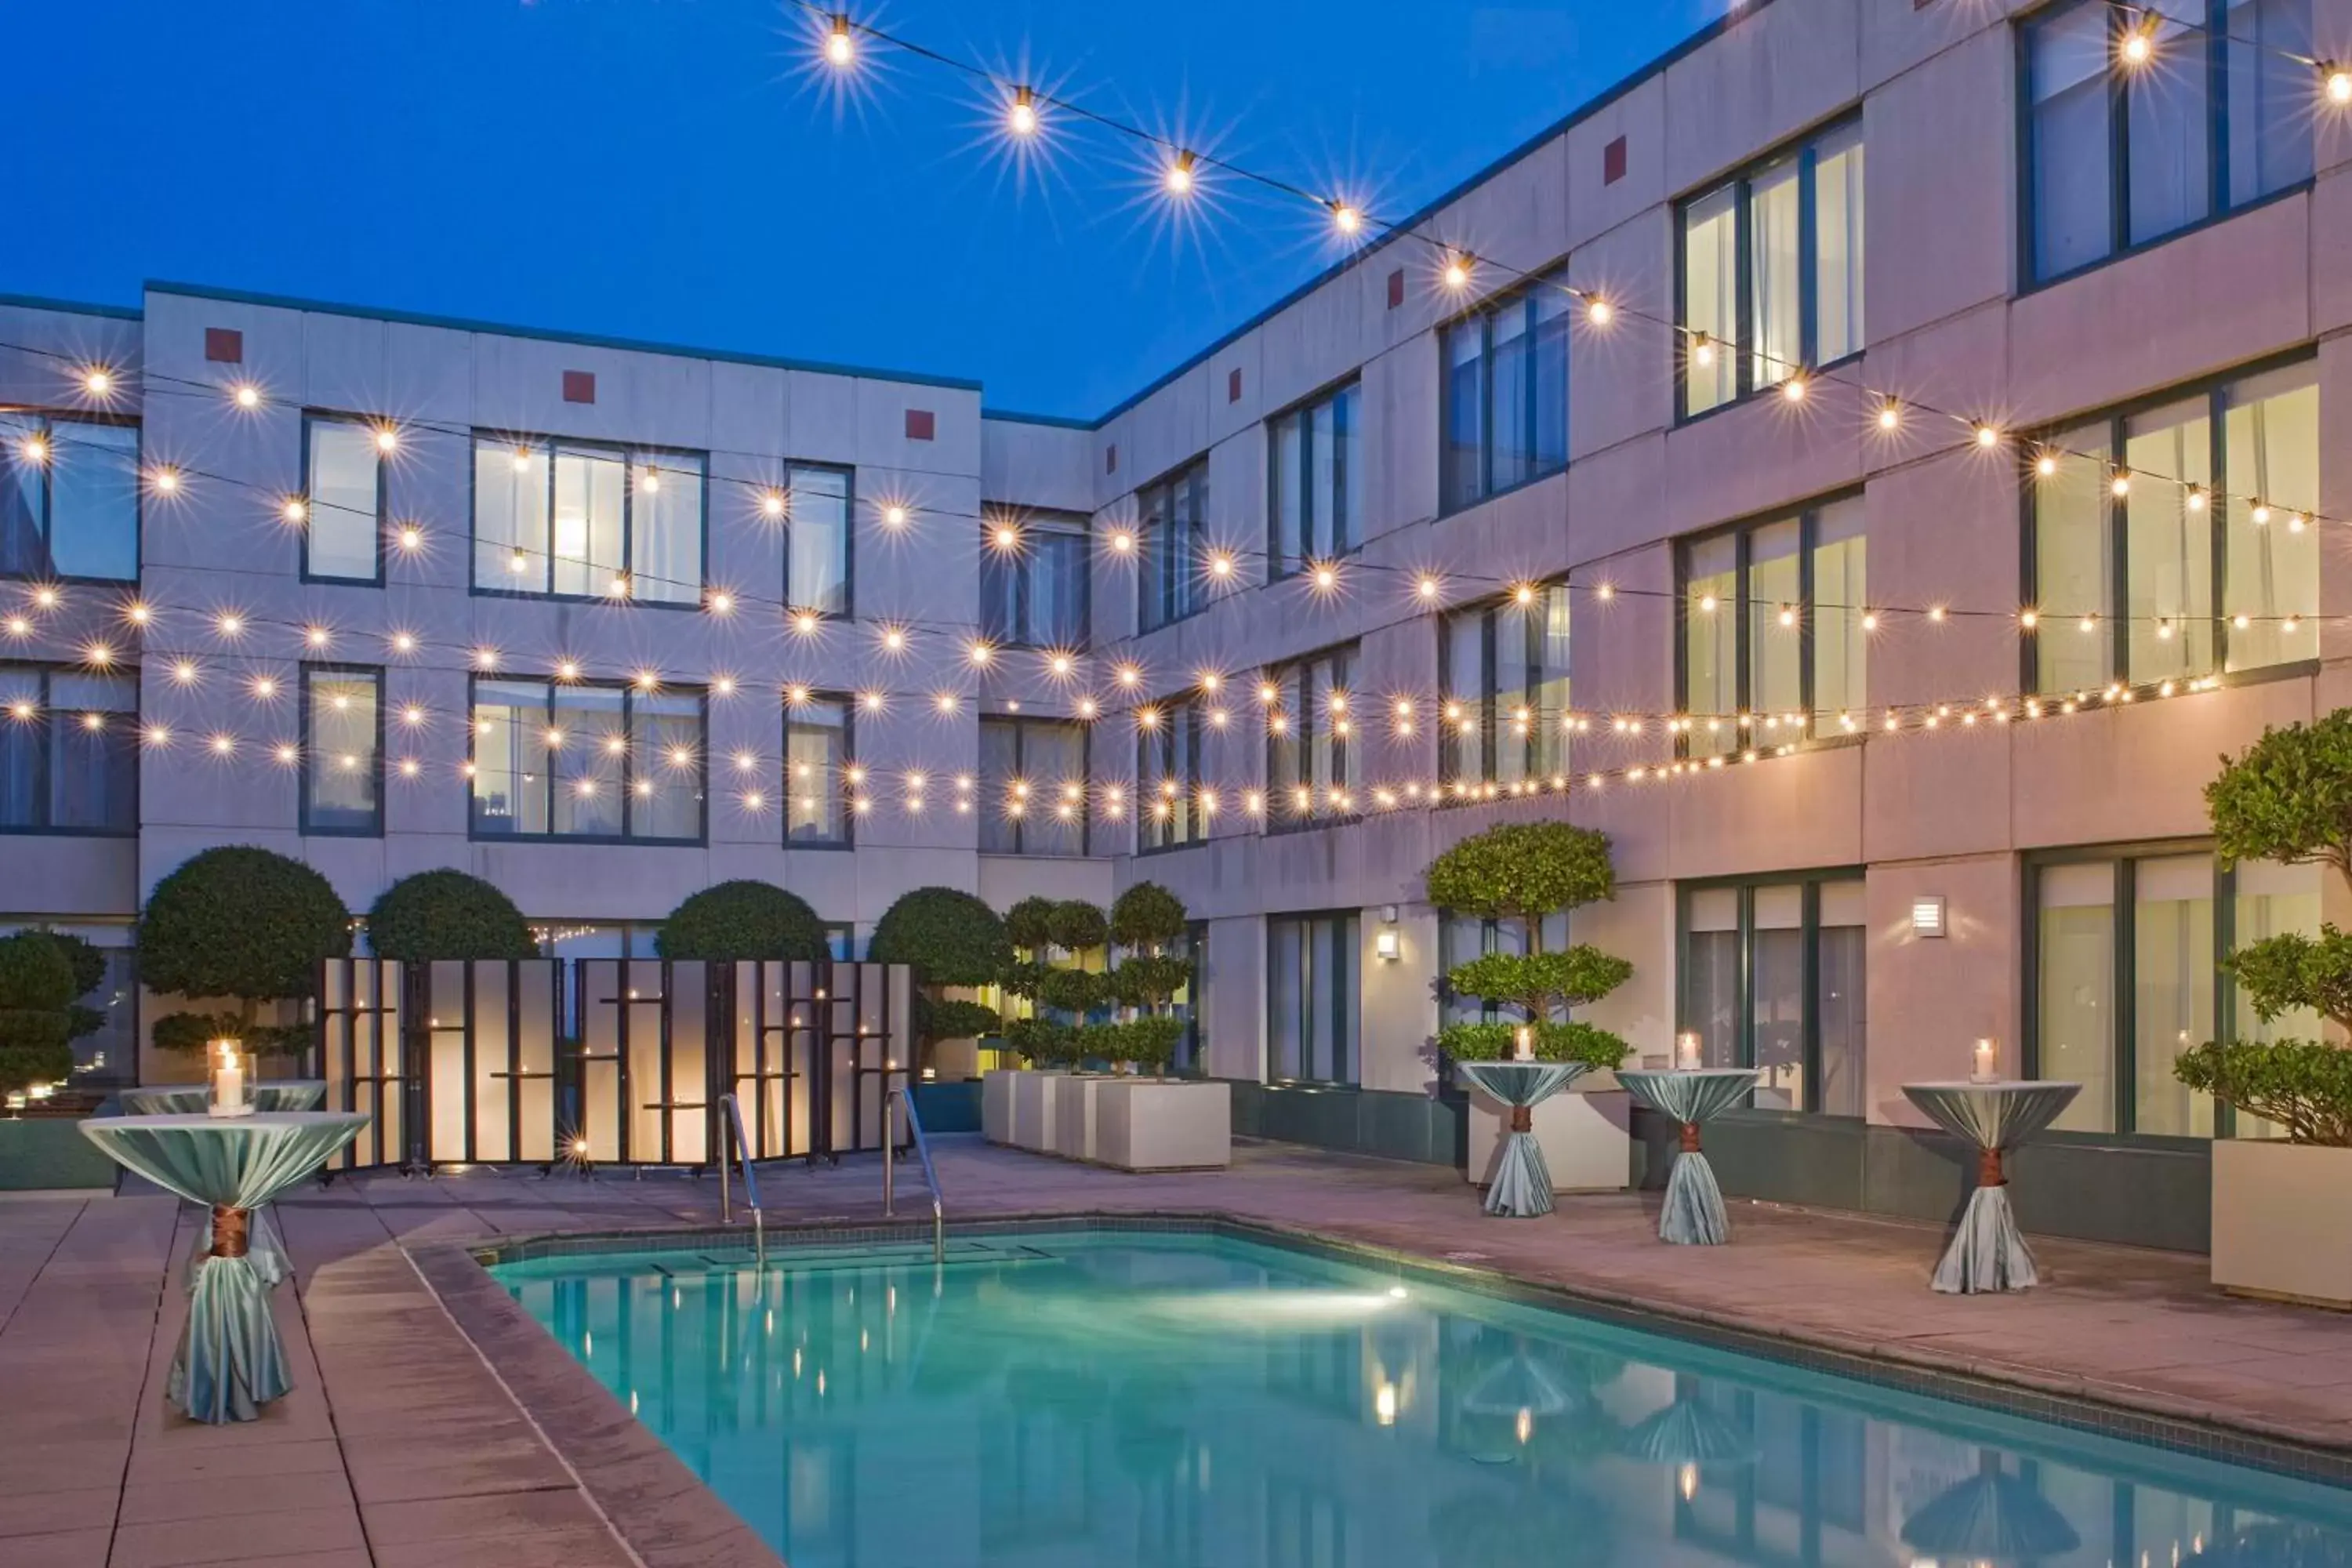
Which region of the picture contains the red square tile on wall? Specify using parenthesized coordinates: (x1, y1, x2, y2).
(1228, 368, 1243, 403)
(1386, 270, 1405, 310)
(203, 328, 243, 364)
(905, 408, 935, 441)
(562, 370, 597, 404)
(1602, 136, 1628, 186)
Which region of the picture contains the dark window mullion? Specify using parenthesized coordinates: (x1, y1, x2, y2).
(1798, 145, 1820, 368)
(2214, 858, 2238, 1138)
(2205, 0, 2230, 220)
(1798, 509, 1818, 717)
(1734, 525, 1755, 720)
(2109, 3, 2132, 257)
(2208, 386, 2229, 677)
(1734, 177, 1754, 400)
(1800, 880, 1822, 1112)
(1736, 886, 1757, 1071)
(2114, 856, 2137, 1134)
(2108, 414, 2129, 684)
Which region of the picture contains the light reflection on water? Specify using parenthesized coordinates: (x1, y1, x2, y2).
(497, 1234, 2352, 1567)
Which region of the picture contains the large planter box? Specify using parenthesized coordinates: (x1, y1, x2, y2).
(2212, 1139, 2352, 1308)
(1052, 1075, 1109, 1161)
(981, 1069, 1020, 1145)
(1464, 1086, 1632, 1193)
(0, 1116, 120, 1191)
(1007, 1070, 1068, 1152)
(1095, 1079, 1232, 1171)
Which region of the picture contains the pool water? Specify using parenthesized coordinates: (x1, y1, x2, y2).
(495, 1229, 2352, 1566)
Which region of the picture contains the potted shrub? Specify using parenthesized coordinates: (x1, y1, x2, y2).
(655, 880, 828, 963)
(1091, 882, 1228, 1171)
(368, 869, 538, 961)
(1426, 822, 1635, 1194)
(870, 885, 1012, 1086)
(140, 846, 352, 1076)
(996, 898, 1114, 1154)
(2180, 713, 2352, 1305)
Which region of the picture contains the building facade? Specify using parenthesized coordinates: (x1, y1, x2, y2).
(8, 0, 2352, 1246)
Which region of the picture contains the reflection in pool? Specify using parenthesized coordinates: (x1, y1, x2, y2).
(495, 1231, 2352, 1566)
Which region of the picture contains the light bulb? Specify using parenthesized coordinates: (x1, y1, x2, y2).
(825, 13, 855, 67)
(1585, 297, 1613, 326)
(151, 467, 180, 495)
(397, 524, 423, 551)
(1109, 529, 1134, 554)
(761, 491, 786, 519)
(1417, 575, 1441, 601)
(1007, 87, 1040, 137)
(2121, 27, 2154, 66)
(1780, 376, 1808, 403)
(1208, 550, 1235, 579)
(1975, 423, 2001, 448)
(1876, 401, 1901, 431)
(375, 426, 400, 454)
(281, 497, 308, 524)
(882, 503, 909, 528)
(83, 367, 114, 397)
(2328, 65, 2352, 105)
(1442, 253, 1472, 290)
(232, 383, 262, 409)
(1330, 200, 1361, 234)
(1164, 151, 1196, 197)
(1691, 333, 1715, 368)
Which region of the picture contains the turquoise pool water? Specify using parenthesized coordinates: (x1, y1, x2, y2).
(496, 1229, 2352, 1566)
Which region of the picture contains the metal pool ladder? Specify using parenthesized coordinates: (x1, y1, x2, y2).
(717, 1093, 765, 1265)
(883, 1086, 946, 1265)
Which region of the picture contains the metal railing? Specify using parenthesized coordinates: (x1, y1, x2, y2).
(717, 1093, 765, 1265)
(883, 1086, 945, 1265)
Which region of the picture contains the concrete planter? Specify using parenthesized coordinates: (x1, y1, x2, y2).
(1052, 1075, 1110, 1161)
(1095, 1079, 1232, 1171)
(1006, 1070, 1068, 1152)
(981, 1069, 1020, 1145)
(2212, 1139, 2352, 1308)
(1464, 1085, 1632, 1193)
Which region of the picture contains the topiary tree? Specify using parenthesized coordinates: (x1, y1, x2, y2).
(140, 846, 351, 1057)
(870, 886, 1014, 1054)
(43, 931, 109, 1046)
(2178, 716, 2352, 1143)
(1424, 822, 1632, 1069)
(1097, 882, 1195, 1075)
(0, 931, 79, 1098)
(1110, 882, 1187, 952)
(366, 869, 537, 962)
(656, 880, 829, 962)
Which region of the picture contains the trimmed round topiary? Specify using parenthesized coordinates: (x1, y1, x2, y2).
(655, 880, 829, 962)
(1046, 899, 1109, 954)
(1109, 882, 1187, 950)
(139, 846, 352, 1008)
(366, 869, 537, 963)
(868, 886, 1012, 986)
(1004, 895, 1060, 953)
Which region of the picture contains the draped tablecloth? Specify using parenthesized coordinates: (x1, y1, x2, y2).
(1900, 1081, 2081, 1294)
(1454, 1062, 1590, 1218)
(79, 1112, 368, 1422)
(1614, 1069, 1760, 1245)
(118, 1080, 328, 1116)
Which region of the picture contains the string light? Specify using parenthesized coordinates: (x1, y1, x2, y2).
(1780, 376, 1809, 403)
(2328, 64, 2352, 105)
(2120, 20, 2155, 67)
(150, 467, 180, 495)
(82, 367, 114, 397)
(824, 13, 855, 67)
(1585, 297, 1613, 327)
(1974, 423, 2002, 448)
(1329, 199, 1362, 235)
(231, 383, 262, 410)
(375, 426, 400, 454)
(1007, 86, 1040, 137)
(1875, 401, 1901, 432)
(1442, 252, 1472, 290)
(1163, 151, 1197, 198)
(881, 503, 909, 528)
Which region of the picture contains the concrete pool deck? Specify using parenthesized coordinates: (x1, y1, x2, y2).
(8, 1134, 2352, 1566)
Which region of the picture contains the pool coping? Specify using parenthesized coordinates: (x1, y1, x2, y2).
(419, 1207, 2352, 1563)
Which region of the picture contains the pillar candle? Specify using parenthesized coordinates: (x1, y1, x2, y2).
(1513, 1025, 1534, 1062)
(1675, 1032, 1701, 1071)
(1971, 1037, 1998, 1084)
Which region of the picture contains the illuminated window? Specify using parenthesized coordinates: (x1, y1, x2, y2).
(470, 434, 705, 605)
(302, 666, 381, 836)
(1268, 381, 1361, 575)
(1441, 270, 1568, 511)
(0, 413, 138, 582)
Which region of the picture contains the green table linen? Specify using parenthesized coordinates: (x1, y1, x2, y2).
(1454, 1062, 1590, 1218)
(118, 1080, 328, 1116)
(1900, 1081, 2081, 1294)
(79, 1112, 368, 1422)
(1615, 1069, 1761, 1244)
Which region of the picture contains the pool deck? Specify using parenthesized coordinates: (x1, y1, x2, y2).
(9, 1134, 2352, 1566)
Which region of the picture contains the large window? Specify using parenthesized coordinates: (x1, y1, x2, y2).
(469, 677, 705, 843)
(1679, 118, 1864, 417)
(1138, 458, 1210, 632)
(1137, 695, 1205, 852)
(782, 464, 852, 618)
(302, 666, 381, 836)
(0, 665, 136, 833)
(978, 716, 1089, 856)
(470, 435, 704, 605)
(785, 693, 852, 846)
(1269, 911, 1358, 1084)
(1265, 644, 1356, 829)
(1680, 495, 1867, 756)
(979, 510, 1089, 648)
(2032, 848, 2317, 1137)
(2025, 0, 2313, 285)
(1269, 381, 1362, 575)
(0, 413, 138, 581)
(1441, 270, 1570, 511)
(303, 416, 384, 583)
(2030, 358, 2317, 693)
(1681, 874, 1865, 1116)
(1440, 582, 1572, 792)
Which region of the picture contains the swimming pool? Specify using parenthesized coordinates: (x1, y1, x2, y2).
(494, 1224, 2352, 1566)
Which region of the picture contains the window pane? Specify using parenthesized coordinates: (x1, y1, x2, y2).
(1138, 482, 1169, 631)
(1530, 287, 1569, 474)
(0, 414, 44, 578)
(977, 719, 1021, 853)
(1817, 917, 1866, 1117)
(1176, 467, 1207, 621)
(2128, 2, 2212, 246)
(1749, 159, 1803, 390)
(1813, 125, 1866, 364)
(1331, 383, 1362, 552)
(2040, 862, 2116, 1132)
(2124, 398, 2213, 683)
(978, 529, 1019, 644)
(1443, 320, 1485, 509)
(1531, 585, 1572, 779)
(2034, 428, 2115, 694)
(632, 457, 702, 606)
(1495, 597, 1531, 786)
(305, 669, 379, 833)
(552, 448, 625, 599)
(1025, 720, 1087, 857)
(2227, 0, 2314, 205)
(1268, 666, 1302, 800)
(630, 691, 702, 840)
(1685, 927, 1741, 1069)
(474, 441, 549, 591)
(788, 466, 850, 615)
(48, 420, 140, 582)
(2031, 2, 2117, 278)
(1443, 609, 1486, 783)
(1752, 922, 1806, 1111)
(787, 699, 849, 844)
(1269, 919, 1305, 1079)
(47, 673, 136, 832)
(1030, 523, 1087, 647)
(2223, 365, 2318, 673)
(1748, 519, 1802, 722)
(2134, 854, 2214, 1136)
(1685, 533, 1737, 757)
(551, 686, 625, 837)
(0, 666, 43, 826)
(1308, 395, 1338, 558)
(1682, 185, 1739, 414)
(306, 422, 379, 582)
(1490, 303, 1532, 492)
(1810, 499, 1867, 734)
(470, 681, 546, 837)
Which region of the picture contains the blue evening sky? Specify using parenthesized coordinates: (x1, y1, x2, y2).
(17, 1, 1725, 419)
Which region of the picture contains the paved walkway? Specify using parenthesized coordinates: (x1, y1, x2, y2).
(8, 1136, 2352, 1566)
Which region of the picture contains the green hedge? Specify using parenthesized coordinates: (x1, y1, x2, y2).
(656, 880, 829, 962)
(367, 869, 537, 962)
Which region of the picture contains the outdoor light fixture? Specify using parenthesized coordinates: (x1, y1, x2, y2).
(1375, 906, 1401, 963)
(1911, 895, 1947, 939)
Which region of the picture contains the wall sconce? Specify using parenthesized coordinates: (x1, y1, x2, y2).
(1911, 895, 1947, 939)
(1375, 905, 1401, 963)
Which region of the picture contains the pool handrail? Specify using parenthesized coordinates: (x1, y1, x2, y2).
(883, 1085, 946, 1265)
(717, 1092, 765, 1265)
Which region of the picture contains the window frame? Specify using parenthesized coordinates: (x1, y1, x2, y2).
(1438, 266, 1571, 514)
(783, 690, 856, 850)
(299, 662, 385, 838)
(2017, 347, 2320, 695)
(978, 507, 1092, 649)
(0, 660, 139, 837)
(1438, 581, 1571, 794)
(1265, 907, 1360, 1087)
(2016, 0, 2317, 292)
(1135, 693, 1206, 854)
(0, 408, 142, 584)
(1136, 456, 1212, 633)
(1672, 114, 1865, 423)
(1265, 377, 1363, 576)
(1674, 867, 1867, 1118)
(466, 432, 710, 608)
(1263, 641, 1359, 833)
(464, 673, 710, 846)
(781, 461, 857, 622)
(978, 713, 1094, 857)
(299, 413, 387, 587)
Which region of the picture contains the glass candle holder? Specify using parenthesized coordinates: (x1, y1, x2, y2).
(1970, 1037, 1999, 1084)
(208, 1039, 256, 1118)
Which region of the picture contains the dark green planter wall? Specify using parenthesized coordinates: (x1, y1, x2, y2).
(1227, 1081, 1465, 1167)
(0, 1118, 118, 1191)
